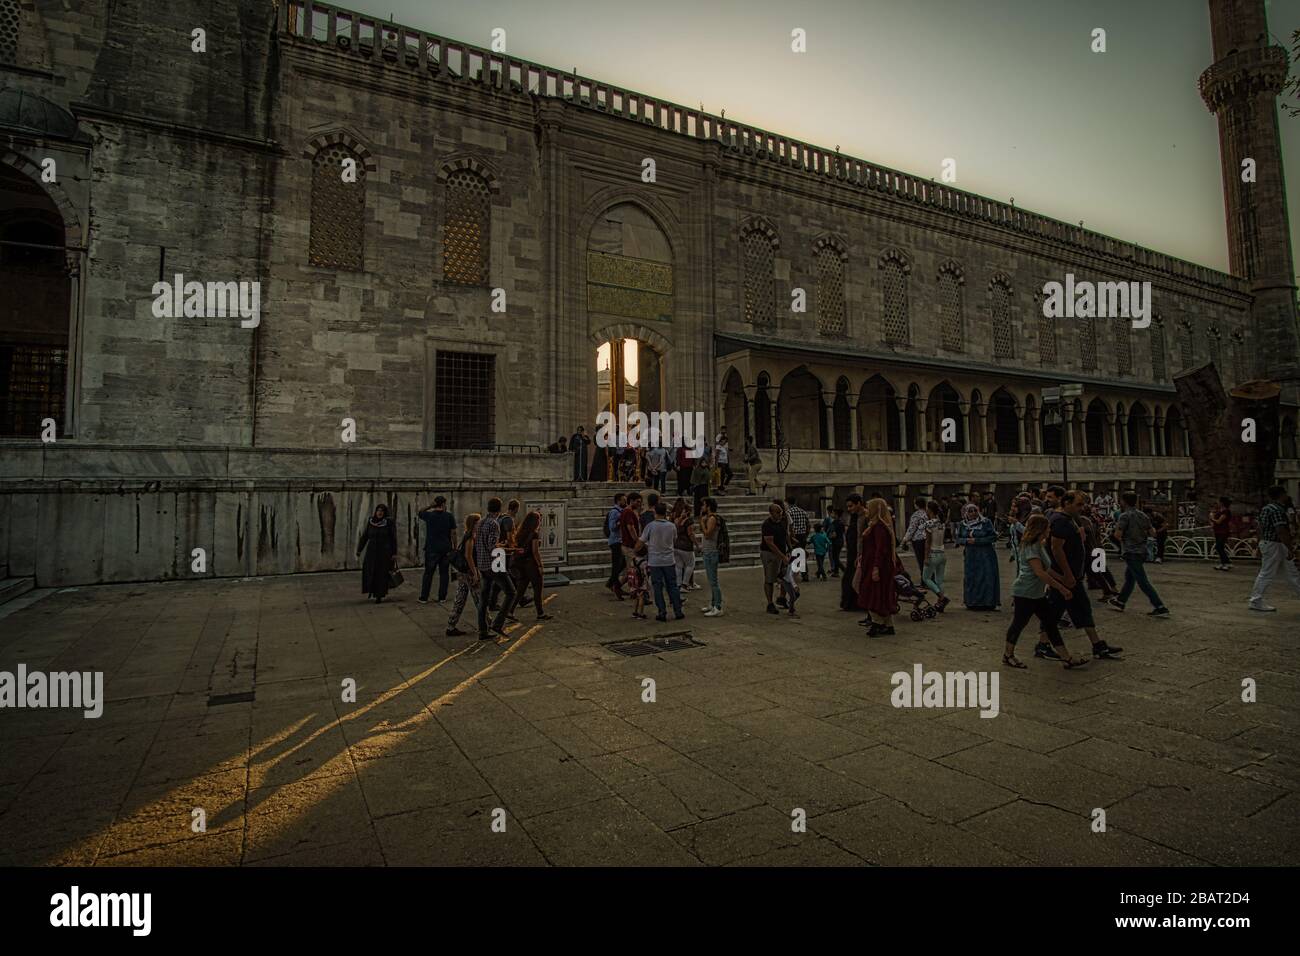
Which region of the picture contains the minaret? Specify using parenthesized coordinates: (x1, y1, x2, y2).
(1199, 0, 1300, 382)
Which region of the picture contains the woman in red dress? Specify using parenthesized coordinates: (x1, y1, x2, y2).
(856, 497, 900, 636)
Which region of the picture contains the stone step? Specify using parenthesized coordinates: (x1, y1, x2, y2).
(560, 552, 766, 582)
(0, 577, 34, 606)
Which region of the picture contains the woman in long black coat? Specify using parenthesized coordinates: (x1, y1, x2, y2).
(358, 503, 398, 602)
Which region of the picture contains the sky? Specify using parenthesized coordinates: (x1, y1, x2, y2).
(350, 0, 1299, 275)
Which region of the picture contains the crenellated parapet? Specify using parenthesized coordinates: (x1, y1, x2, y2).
(279, 0, 1245, 296)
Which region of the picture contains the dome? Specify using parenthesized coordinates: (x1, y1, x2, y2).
(0, 88, 87, 141)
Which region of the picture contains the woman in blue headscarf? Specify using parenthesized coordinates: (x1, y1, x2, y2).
(956, 501, 1000, 611)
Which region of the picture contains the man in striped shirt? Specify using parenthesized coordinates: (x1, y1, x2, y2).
(1248, 486, 1300, 612)
(471, 497, 516, 641)
(785, 495, 811, 583)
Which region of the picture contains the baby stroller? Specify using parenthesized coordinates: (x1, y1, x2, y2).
(895, 567, 939, 622)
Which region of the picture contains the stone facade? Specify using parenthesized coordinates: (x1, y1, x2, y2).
(1, 0, 1298, 585)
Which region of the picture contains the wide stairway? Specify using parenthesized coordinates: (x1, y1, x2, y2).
(558, 484, 776, 583)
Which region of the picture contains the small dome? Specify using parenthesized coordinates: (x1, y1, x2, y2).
(0, 88, 86, 140)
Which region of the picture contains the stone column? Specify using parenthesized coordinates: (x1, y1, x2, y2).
(822, 392, 836, 451)
(915, 398, 929, 452)
(895, 397, 908, 452)
(894, 483, 908, 540)
(1016, 405, 1026, 454)
(1119, 413, 1130, 455)
(1063, 405, 1075, 456)
(848, 404, 860, 451)
(1147, 419, 1158, 458)
(1154, 416, 1166, 456)
(743, 385, 758, 443)
(769, 389, 781, 447)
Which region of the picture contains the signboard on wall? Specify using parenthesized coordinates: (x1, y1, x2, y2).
(533, 501, 568, 566)
(1176, 501, 1198, 531)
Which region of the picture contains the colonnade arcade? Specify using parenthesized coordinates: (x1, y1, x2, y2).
(717, 360, 1192, 458)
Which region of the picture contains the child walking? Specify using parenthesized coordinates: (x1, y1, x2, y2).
(810, 527, 830, 580)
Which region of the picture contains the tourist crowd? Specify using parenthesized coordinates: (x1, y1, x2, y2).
(354, 455, 1300, 654)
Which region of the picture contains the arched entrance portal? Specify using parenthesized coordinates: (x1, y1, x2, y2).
(1, 164, 70, 436)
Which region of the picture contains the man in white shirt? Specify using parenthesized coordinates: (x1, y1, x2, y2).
(714, 429, 732, 491)
(638, 500, 685, 621)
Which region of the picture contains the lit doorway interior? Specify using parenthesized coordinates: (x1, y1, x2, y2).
(595, 337, 663, 422)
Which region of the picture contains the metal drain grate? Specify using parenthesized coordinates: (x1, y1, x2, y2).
(207, 690, 255, 707)
(604, 631, 705, 657)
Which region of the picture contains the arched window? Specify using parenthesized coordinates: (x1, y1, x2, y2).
(1178, 319, 1195, 369)
(0, 0, 19, 64)
(880, 250, 910, 345)
(741, 220, 777, 328)
(814, 236, 847, 337)
(1114, 316, 1132, 376)
(1151, 317, 1167, 381)
(1206, 325, 1222, 374)
(1231, 330, 1248, 383)
(442, 169, 492, 285)
(938, 263, 963, 352)
(309, 144, 366, 270)
(990, 275, 1013, 359)
(1035, 290, 1056, 366)
(1079, 316, 1097, 371)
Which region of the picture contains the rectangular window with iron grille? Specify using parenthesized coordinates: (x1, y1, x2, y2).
(0, 344, 65, 437)
(434, 350, 494, 449)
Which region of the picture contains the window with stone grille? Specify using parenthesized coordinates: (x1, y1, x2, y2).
(1231, 331, 1248, 382)
(816, 245, 845, 337)
(309, 144, 365, 269)
(1038, 316, 1056, 365)
(1114, 317, 1132, 376)
(1151, 319, 1167, 381)
(990, 279, 1013, 359)
(1206, 326, 1222, 373)
(442, 169, 491, 285)
(0, 344, 66, 437)
(742, 228, 775, 327)
(1179, 322, 1195, 369)
(0, 0, 18, 64)
(1034, 292, 1056, 366)
(1079, 317, 1097, 371)
(434, 350, 494, 449)
(880, 256, 909, 345)
(938, 267, 962, 352)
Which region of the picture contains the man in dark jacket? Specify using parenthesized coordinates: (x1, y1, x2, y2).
(418, 496, 457, 603)
(839, 494, 864, 609)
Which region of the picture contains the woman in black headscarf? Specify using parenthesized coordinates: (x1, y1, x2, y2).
(358, 502, 398, 602)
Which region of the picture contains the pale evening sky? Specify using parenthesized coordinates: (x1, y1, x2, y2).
(349, 0, 1299, 276)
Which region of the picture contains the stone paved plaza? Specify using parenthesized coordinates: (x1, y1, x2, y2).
(0, 556, 1295, 867)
